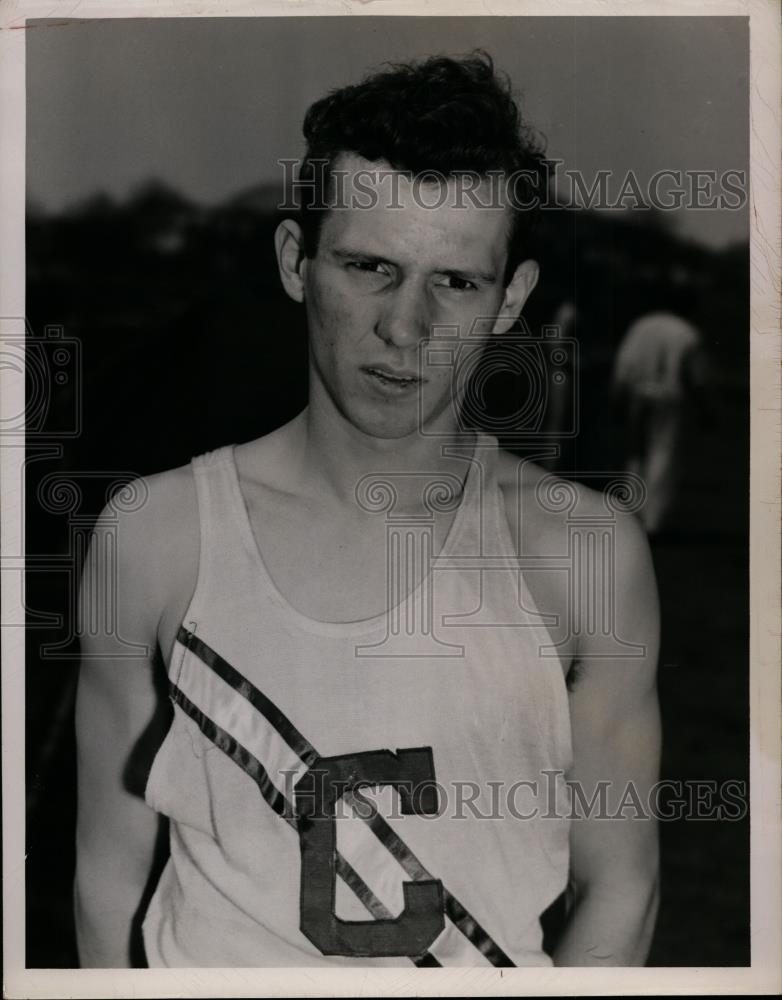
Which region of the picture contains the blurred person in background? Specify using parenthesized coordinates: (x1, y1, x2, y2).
(612, 281, 709, 536)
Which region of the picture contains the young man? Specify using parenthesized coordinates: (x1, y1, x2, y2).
(75, 54, 661, 968)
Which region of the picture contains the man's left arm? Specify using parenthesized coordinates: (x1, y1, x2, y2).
(553, 510, 661, 966)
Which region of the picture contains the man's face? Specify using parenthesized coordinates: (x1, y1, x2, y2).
(298, 153, 534, 440)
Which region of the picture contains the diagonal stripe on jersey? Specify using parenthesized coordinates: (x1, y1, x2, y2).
(177, 625, 319, 766)
(171, 685, 292, 822)
(350, 795, 515, 967)
(334, 853, 394, 920)
(173, 625, 515, 967)
(170, 679, 437, 963)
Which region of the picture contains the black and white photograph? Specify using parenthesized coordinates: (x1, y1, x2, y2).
(2, 2, 780, 996)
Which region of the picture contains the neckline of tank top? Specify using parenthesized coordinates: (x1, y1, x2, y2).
(220, 431, 500, 638)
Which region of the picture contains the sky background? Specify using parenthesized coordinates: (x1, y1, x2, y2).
(26, 16, 749, 248)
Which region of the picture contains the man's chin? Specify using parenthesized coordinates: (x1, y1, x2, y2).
(338, 409, 433, 442)
(343, 393, 464, 441)
(349, 414, 427, 441)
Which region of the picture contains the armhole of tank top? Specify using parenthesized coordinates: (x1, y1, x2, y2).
(491, 472, 573, 772)
(145, 453, 224, 816)
(173, 451, 218, 644)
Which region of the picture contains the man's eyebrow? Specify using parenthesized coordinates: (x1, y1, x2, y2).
(330, 246, 389, 263)
(439, 266, 497, 285)
(331, 247, 497, 284)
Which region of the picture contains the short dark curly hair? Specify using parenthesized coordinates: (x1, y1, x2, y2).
(297, 52, 548, 285)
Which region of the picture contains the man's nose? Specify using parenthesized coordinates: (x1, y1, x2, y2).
(375, 282, 431, 349)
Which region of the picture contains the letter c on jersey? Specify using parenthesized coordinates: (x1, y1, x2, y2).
(295, 748, 445, 957)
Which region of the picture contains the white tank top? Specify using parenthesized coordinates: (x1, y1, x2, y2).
(142, 433, 572, 967)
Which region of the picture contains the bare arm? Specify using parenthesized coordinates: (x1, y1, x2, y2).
(74, 494, 170, 967)
(553, 510, 661, 966)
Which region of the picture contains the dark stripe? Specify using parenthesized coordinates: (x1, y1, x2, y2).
(357, 799, 515, 967)
(171, 684, 294, 824)
(443, 892, 514, 968)
(175, 628, 513, 967)
(334, 854, 440, 967)
(334, 854, 394, 920)
(413, 952, 443, 967)
(354, 797, 430, 881)
(173, 683, 435, 960)
(177, 626, 319, 767)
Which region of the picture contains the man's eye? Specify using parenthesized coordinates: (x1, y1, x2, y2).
(438, 276, 478, 291)
(347, 261, 387, 275)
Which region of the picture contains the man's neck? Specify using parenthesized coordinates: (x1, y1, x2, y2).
(290, 399, 476, 514)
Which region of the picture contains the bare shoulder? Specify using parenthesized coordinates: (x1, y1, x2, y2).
(86, 459, 200, 660)
(495, 448, 651, 565)
(495, 449, 600, 552)
(494, 449, 657, 679)
(100, 460, 198, 574)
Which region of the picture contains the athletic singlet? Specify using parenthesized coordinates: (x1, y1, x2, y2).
(142, 432, 572, 967)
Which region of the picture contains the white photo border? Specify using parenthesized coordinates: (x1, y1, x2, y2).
(2, 0, 779, 996)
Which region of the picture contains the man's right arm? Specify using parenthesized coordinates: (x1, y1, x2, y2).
(74, 473, 188, 967)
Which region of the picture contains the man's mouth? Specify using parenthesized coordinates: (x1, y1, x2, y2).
(362, 365, 424, 387)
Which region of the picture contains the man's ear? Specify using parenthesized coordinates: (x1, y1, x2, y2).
(274, 218, 308, 303)
(491, 259, 539, 335)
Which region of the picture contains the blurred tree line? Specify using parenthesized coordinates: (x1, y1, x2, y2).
(26, 179, 748, 482)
